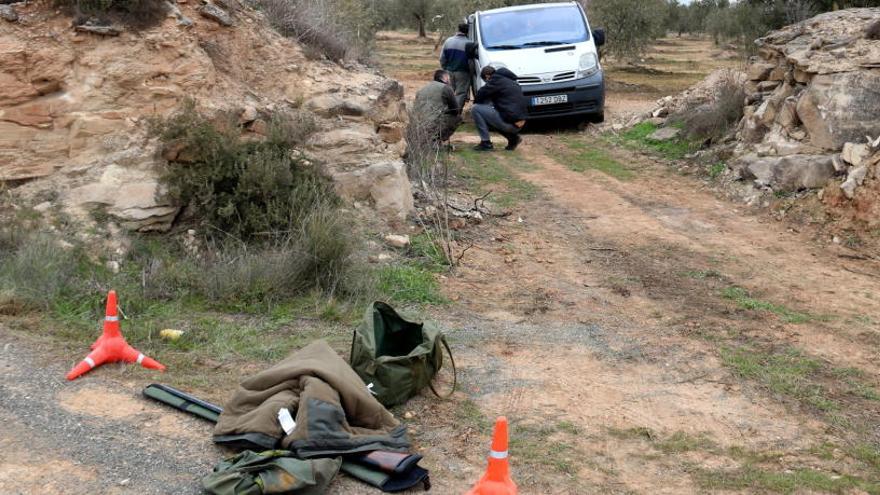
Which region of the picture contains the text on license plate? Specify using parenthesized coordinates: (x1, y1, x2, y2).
(532, 95, 568, 106)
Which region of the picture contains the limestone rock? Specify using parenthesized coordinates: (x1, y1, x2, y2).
(384, 234, 410, 249)
(307, 125, 381, 154)
(63, 164, 179, 232)
(199, 3, 233, 26)
(305, 95, 367, 118)
(759, 9, 880, 75)
(332, 160, 413, 220)
(775, 97, 799, 130)
(75, 22, 122, 36)
(796, 71, 880, 151)
(842, 142, 871, 167)
(377, 122, 404, 144)
(747, 63, 775, 81)
(0, 4, 17, 22)
(743, 154, 836, 191)
(647, 127, 680, 142)
(840, 165, 868, 199)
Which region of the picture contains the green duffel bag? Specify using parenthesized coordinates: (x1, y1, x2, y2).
(349, 302, 455, 407)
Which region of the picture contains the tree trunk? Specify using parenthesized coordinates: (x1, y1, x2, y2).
(416, 15, 426, 38)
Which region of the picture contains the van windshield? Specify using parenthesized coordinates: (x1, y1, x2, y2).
(479, 5, 589, 50)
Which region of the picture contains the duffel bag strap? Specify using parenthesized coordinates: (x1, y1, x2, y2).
(428, 335, 456, 399)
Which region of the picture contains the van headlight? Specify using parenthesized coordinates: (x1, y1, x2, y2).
(578, 53, 598, 77)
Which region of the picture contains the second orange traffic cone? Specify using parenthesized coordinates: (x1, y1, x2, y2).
(66, 290, 166, 380)
(466, 416, 517, 495)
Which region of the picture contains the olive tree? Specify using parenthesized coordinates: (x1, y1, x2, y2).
(586, 0, 666, 60)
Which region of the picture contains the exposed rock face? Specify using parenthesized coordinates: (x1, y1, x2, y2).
(795, 71, 880, 150)
(0, 2, 412, 230)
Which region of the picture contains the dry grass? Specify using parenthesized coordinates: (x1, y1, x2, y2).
(670, 69, 745, 142)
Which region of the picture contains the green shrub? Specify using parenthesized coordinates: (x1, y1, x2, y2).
(154, 102, 328, 242)
(59, 0, 168, 30)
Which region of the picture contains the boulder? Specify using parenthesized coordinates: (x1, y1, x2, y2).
(796, 71, 880, 151)
(647, 127, 680, 142)
(332, 160, 413, 220)
(743, 154, 836, 191)
(307, 125, 381, 154)
(63, 164, 179, 231)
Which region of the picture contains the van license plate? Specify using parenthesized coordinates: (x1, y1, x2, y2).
(532, 95, 568, 106)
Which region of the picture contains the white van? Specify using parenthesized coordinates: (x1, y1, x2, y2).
(467, 1, 606, 122)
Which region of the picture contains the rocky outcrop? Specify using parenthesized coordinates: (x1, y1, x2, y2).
(0, 1, 412, 230)
(638, 8, 880, 196)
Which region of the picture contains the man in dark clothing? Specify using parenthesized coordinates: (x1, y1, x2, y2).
(412, 69, 461, 144)
(472, 66, 527, 151)
(440, 23, 473, 110)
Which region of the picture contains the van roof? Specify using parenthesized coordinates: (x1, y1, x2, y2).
(478, 1, 578, 16)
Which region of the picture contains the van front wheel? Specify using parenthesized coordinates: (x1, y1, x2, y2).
(587, 111, 605, 124)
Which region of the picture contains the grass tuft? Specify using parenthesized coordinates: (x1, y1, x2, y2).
(720, 346, 838, 412)
(721, 286, 816, 324)
(377, 264, 444, 305)
(619, 122, 694, 160)
(552, 137, 633, 180)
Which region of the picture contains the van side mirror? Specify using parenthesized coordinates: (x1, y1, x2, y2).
(593, 28, 605, 47)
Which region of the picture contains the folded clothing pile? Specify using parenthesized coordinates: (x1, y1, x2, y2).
(206, 340, 429, 494)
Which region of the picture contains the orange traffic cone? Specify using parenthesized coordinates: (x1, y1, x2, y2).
(66, 290, 166, 381)
(466, 416, 517, 495)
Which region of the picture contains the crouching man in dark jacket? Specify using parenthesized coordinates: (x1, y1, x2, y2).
(412, 69, 462, 145)
(472, 66, 527, 151)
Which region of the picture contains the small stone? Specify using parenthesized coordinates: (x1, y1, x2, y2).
(119, 479, 130, 486)
(240, 106, 258, 123)
(105, 260, 121, 274)
(384, 234, 410, 249)
(403, 411, 415, 420)
(651, 107, 669, 118)
(840, 165, 868, 199)
(841, 142, 870, 167)
(833, 236, 841, 244)
(647, 127, 681, 142)
(0, 4, 18, 22)
(199, 3, 233, 26)
(75, 22, 122, 36)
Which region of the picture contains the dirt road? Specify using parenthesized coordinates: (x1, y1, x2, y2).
(1, 33, 878, 494)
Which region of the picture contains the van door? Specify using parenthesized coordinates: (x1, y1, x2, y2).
(468, 14, 480, 98)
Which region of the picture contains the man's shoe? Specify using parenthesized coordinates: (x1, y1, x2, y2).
(473, 141, 494, 151)
(505, 133, 522, 151)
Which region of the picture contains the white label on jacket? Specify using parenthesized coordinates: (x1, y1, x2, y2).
(278, 408, 296, 435)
